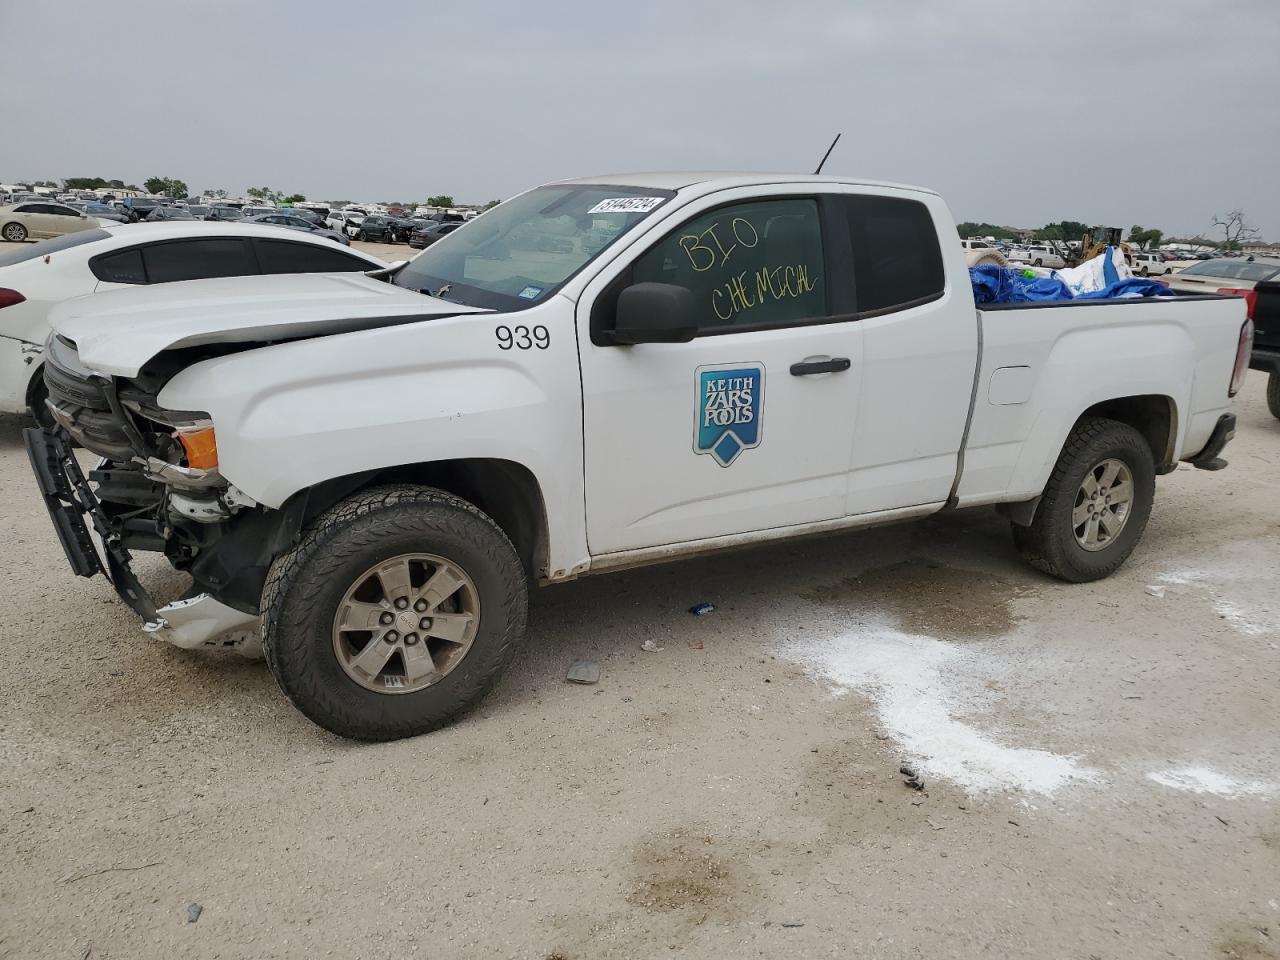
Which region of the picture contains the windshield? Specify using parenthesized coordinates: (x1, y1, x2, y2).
(1179, 259, 1280, 282)
(393, 184, 673, 309)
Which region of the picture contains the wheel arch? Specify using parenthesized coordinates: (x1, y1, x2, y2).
(294, 457, 550, 583)
(1077, 394, 1178, 473)
(999, 393, 1176, 528)
(194, 457, 551, 616)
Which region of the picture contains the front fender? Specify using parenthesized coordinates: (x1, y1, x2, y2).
(157, 300, 589, 572)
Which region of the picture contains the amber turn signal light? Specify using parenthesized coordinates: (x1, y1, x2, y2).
(175, 425, 218, 469)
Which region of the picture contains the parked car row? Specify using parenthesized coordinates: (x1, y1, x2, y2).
(320, 209, 468, 245)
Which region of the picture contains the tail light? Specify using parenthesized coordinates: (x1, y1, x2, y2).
(1229, 319, 1253, 398)
(0, 288, 26, 309)
(1217, 287, 1258, 320)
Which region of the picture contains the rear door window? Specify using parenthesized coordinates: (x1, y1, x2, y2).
(141, 238, 259, 283)
(842, 195, 945, 314)
(253, 238, 373, 274)
(90, 248, 147, 284)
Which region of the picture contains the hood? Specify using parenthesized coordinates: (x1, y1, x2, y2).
(50, 271, 489, 377)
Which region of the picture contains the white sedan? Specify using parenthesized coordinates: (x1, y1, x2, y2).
(0, 222, 390, 424)
(0, 201, 99, 242)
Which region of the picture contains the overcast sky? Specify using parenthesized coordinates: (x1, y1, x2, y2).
(4, 0, 1277, 239)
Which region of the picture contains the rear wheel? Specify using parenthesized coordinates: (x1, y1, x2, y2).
(261, 485, 528, 740)
(1268, 371, 1280, 419)
(1012, 418, 1155, 582)
(2, 222, 27, 242)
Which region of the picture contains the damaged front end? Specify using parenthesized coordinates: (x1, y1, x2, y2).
(24, 334, 297, 656)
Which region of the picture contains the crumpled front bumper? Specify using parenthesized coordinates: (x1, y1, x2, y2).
(143, 593, 262, 658)
(23, 424, 263, 658)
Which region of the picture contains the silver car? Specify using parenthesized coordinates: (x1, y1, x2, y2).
(1163, 257, 1280, 295)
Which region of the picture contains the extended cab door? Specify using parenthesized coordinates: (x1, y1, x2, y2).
(578, 189, 863, 555)
(836, 191, 979, 514)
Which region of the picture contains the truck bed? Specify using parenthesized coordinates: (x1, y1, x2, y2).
(958, 293, 1245, 507)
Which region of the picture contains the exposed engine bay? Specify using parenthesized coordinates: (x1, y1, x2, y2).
(33, 334, 299, 655)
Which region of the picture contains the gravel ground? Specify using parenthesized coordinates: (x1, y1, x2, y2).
(1, 269, 1278, 958)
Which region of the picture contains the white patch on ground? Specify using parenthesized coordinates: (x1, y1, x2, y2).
(1160, 543, 1280, 639)
(1147, 767, 1276, 799)
(781, 619, 1099, 796)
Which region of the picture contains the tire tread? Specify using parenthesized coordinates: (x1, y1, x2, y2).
(1013, 417, 1155, 582)
(261, 484, 527, 741)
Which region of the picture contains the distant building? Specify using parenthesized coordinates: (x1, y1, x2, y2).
(1241, 241, 1280, 255)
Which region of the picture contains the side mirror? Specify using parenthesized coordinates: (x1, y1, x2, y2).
(612, 282, 697, 345)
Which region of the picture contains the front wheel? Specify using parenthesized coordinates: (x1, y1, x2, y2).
(2, 222, 28, 242)
(261, 485, 528, 740)
(1268, 371, 1280, 419)
(1011, 417, 1155, 582)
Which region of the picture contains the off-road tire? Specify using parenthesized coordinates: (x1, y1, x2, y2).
(2, 222, 28, 242)
(1268, 371, 1280, 420)
(1011, 417, 1156, 582)
(261, 484, 527, 740)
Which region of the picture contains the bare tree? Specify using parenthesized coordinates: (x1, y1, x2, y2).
(1210, 209, 1261, 250)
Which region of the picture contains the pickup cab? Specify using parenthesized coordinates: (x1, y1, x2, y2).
(27, 172, 1251, 740)
(1008, 244, 1066, 269)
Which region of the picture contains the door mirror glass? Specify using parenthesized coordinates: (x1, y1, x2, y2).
(612, 282, 697, 344)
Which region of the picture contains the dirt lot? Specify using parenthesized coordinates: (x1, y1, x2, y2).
(1, 269, 1278, 957)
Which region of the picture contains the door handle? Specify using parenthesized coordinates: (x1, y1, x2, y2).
(790, 356, 851, 376)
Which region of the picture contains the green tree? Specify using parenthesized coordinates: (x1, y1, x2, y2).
(246, 186, 281, 202)
(956, 221, 1019, 241)
(283, 193, 306, 204)
(144, 176, 189, 199)
(1035, 220, 1091, 242)
(427, 194, 454, 208)
(483, 199, 501, 210)
(1126, 225, 1164, 249)
(64, 177, 110, 190)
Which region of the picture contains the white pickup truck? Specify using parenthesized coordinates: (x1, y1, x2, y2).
(27, 172, 1251, 740)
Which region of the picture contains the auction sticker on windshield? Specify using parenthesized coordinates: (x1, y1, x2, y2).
(588, 197, 665, 214)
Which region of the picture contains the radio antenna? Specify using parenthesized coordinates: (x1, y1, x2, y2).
(813, 133, 842, 175)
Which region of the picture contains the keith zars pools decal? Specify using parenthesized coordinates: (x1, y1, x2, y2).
(695, 364, 764, 467)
